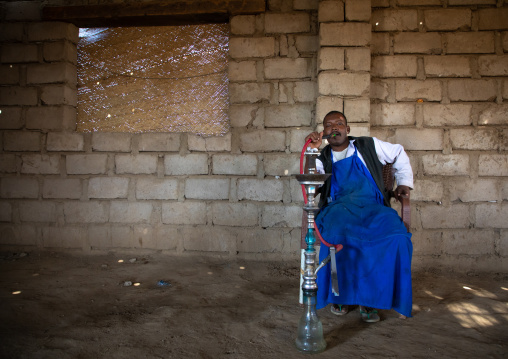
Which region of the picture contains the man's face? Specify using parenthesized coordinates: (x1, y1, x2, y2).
(323, 113, 350, 148)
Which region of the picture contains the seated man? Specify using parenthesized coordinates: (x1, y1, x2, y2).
(304, 111, 413, 323)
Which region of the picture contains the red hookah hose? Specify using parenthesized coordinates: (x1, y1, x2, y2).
(300, 139, 342, 251)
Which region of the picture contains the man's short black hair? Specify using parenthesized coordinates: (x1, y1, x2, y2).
(324, 111, 348, 125)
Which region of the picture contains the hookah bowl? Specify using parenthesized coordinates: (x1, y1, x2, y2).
(294, 173, 330, 354)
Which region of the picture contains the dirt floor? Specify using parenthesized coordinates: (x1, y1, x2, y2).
(0, 251, 507, 359)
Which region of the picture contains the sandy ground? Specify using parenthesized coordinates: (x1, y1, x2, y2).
(0, 251, 507, 359)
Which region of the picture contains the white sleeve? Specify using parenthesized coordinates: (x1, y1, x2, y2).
(372, 137, 414, 189)
(316, 158, 325, 174)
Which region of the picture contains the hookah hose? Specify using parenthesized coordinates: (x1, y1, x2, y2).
(300, 139, 342, 252)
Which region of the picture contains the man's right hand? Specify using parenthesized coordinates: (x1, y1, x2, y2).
(304, 131, 323, 149)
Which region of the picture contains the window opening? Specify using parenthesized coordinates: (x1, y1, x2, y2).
(77, 24, 230, 136)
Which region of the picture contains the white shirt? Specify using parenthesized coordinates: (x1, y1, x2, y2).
(316, 137, 414, 189)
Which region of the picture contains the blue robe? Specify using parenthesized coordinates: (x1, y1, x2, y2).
(315, 148, 413, 317)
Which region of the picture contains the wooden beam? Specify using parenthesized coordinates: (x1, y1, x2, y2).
(42, 0, 265, 27)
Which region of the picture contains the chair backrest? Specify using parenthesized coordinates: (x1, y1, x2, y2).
(382, 163, 395, 193)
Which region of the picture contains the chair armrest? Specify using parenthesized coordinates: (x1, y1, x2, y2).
(398, 193, 411, 232)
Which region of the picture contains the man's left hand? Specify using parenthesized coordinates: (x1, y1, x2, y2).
(394, 185, 410, 200)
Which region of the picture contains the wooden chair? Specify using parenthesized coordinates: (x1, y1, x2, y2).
(300, 163, 411, 248)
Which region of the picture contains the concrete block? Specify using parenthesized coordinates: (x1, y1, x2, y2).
(264, 58, 312, 79)
(344, 98, 370, 123)
(0, 154, 18, 173)
(450, 128, 499, 151)
(420, 203, 470, 229)
(230, 15, 256, 35)
(236, 228, 284, 253)
(110, 201, 153, 224)
(229, 37, 275, 59)
(289, 129, 313, 153)
(27, 63, 76, 85)
(372, 9, 418, 32)
(0, 43, 37, 64)
(264, 153, 300, 177)
(478, 55, 508, 77)
(295, 35, 319, 53)
(318, 72, 370, 96)
(66, 154, 108, 175)
(154, 226, 179, 250)
(182, 226, 235, 253)
(423, 104, 472, 127)
(479, 155, 508, 176)
(133, 225, 157, 249)
(237, 178, 283, 201)
(188, 133, 231, 152)
(316, 96, 343, 123)
(0, 202, 12, 222)
(371, 103, 415, 126)
(0, 87, 38, 106)
(349, 123, 370, 137)
(4, 131, 41, 152)
(0, 23, 23, 41)
(318, 1, 344, 23)
(185, 178, 230, 200)
(1, 177, 38, 198)
(424, 55, 471, 78)
(423, 9, 471, 31)
(138, 133, 180, 152)
(478, 8, 508, 30)
(42, 227, 83, 248)
(229, 61, 257, 81)
(41, 85, 77, 106)
(411, 230, 442, 256)
(19, 201, 56, 222)
(43, 178, 81, 199)
(92, 133, 131, 152)
(265, 104, 312, 127)
(345, 48, 371, 72)
(372, 55, 417, 78)
(88, 177, 129, 199)
(26, 106, 76, 131)
(395, 128, 443, 151)
(0, 224, 37, 246)
(397, 0, 442, 6)
(229, 104, 259, 127)
(449, 178, 498, 203)
(476, 204, 508, 228)
(499, 230, 508, 257)
(5, 1, 41, 21)
(0, 65, 20, 85)
(394, 32, 442, 54)
(229, 83, 271, 104)
(395, 80, 441, 101)
(345, 0, 371, 21)
(290, 177, 306, 203)
(294, 81, 317, 103)
(239, 130, 286, 152)
(63, 202, 107, 223)
(211, 202, 258, 226)
(115, 154, 157, 174)
(43, 41, 77, 64)
(162, 201, 207, 225)
(265, 13, 310, 33)
(0, 107, 23, 129)
(479, 104, 508, 125)
(27, 22, 79, 43)
(261, 204, 301, 227)
(318, 48, 344, 71)
(422, 154, 470, 176)
(164, 154, 208, 175)
(110, 226, 132, 247)
(320, 23, 371, 46)
(371, 33, 390, 55)
(448, 79, 497, 102)
(445, 32, 495, 54)
(504, 79, 508, 100)
(21, 154, 60, 174)
(212, 154, 257, 175)
(503, 32, 508, 52)
(294, 0, 319, 10)
(442, 230, 495, 255)
(370, 80, 389, 101)
(47, 132, 84, 152)
(411, 179, 444, 202)
(136, 178, 178, 200)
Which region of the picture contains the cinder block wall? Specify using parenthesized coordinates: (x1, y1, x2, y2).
(0, 0, 506, 272)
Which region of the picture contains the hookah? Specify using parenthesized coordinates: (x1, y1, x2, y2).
(294, 134, 335, 354)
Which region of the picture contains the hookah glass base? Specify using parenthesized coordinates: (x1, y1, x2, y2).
(295, 291, 326, 354)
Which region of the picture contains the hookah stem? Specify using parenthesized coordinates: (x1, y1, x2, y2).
(300, 138, 327, 245)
